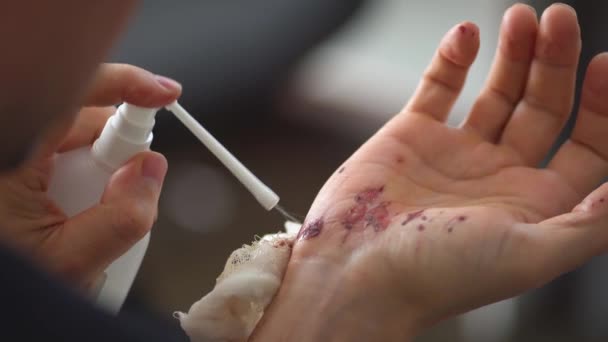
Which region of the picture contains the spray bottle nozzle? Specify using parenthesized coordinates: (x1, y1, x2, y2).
(164, 101, 281, 212)
(118, 103, 158, 126)
(92, 103, 158, 170)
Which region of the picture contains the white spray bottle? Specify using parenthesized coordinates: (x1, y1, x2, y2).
(47, 100, 294, 315)
(47, 103, 158, 314)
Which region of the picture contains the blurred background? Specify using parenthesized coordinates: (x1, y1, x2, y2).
(110, 0, 608, 341)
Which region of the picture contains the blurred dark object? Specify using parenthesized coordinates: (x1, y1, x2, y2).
(111, 0, 366, 130)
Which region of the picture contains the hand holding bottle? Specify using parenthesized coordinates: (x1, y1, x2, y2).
(0, 63, 181, 290)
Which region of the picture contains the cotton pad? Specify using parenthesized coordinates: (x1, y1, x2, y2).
(175, 221, 301, 342)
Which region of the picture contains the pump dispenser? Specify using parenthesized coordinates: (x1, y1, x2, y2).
(48, 103, 158, 314)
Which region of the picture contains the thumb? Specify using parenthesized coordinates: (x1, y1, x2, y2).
(519, 182, 608, 287)
(54, 151, 167, 284)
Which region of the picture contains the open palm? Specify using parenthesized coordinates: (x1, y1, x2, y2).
(275, 3, 608, 332)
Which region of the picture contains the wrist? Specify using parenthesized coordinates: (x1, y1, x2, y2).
(250, 254, 421, 341)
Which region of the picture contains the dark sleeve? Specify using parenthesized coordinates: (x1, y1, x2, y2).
(0, 243, 188, 342)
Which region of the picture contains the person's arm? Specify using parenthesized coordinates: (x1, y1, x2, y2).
(0, 241, 187, 342)
(249, 257, 420, 341)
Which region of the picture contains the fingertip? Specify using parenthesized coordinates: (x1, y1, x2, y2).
(456, 21, 479, 38)
(545, 2, 577, 19)
(508, 4, 539, 31)
(140, 151, 168, 187)
(99, 152, 167, 240)
(540, 3, 579, 34)
(125, 71, 181, 108)
(86, 63, 182, 108)
(153, 74, 182, 103)
(439, 21, 480, 67)
(573, 182, 608, 214)
(500, 3, 539, 59)
(104, 151, 168, 202)
(154, 75, 182, 93)
(581, 53, 608, 113)
(537, 3, 580, 64)
(584, 53, 608, 93)
(507, 3, 537, 18)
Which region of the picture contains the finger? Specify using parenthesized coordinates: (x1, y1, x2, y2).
(83, 63, 182, 108)
(56, 106, 115, 152)
(49, 152, 167, 283)
(548, 53, 608, 196)
(463, 4, 538, 141)
(499, 4, 581, 165)
(404, 21, 480, 122)
(30, 106, 113, 159)
(32, 64, 181, 159)
(519, 183, 608, 288)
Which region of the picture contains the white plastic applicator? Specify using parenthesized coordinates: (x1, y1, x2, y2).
(165, 101, 282, 212)
(48, 103, 159, 314)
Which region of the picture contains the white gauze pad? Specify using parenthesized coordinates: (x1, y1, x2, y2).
(174, 221, 301, 342)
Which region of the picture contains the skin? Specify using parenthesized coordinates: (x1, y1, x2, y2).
(251, 3, 608, 341)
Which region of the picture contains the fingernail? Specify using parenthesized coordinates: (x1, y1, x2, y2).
(141, 154, 168, 186)
(154, 75, 182, 92)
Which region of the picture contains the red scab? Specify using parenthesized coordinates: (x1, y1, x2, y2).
(298, 218, 323, 240)
(401, 209, 425, 226)
(396, 156, 404, 164)
(338, 166, 346, 174)
(458, 25, 466, 34)
(445, 215, 466, 232)
(355, 186, 384, 204)
(341, 186, 392, 236)
(343, 204, 367, 229)
(365, 202, 390, 232)
(601, 198, 605, 203)
(418, 224, 425, 231)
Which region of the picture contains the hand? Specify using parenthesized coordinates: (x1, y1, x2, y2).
(0, 64, 181, 290)
(252, 4, 608, 341)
